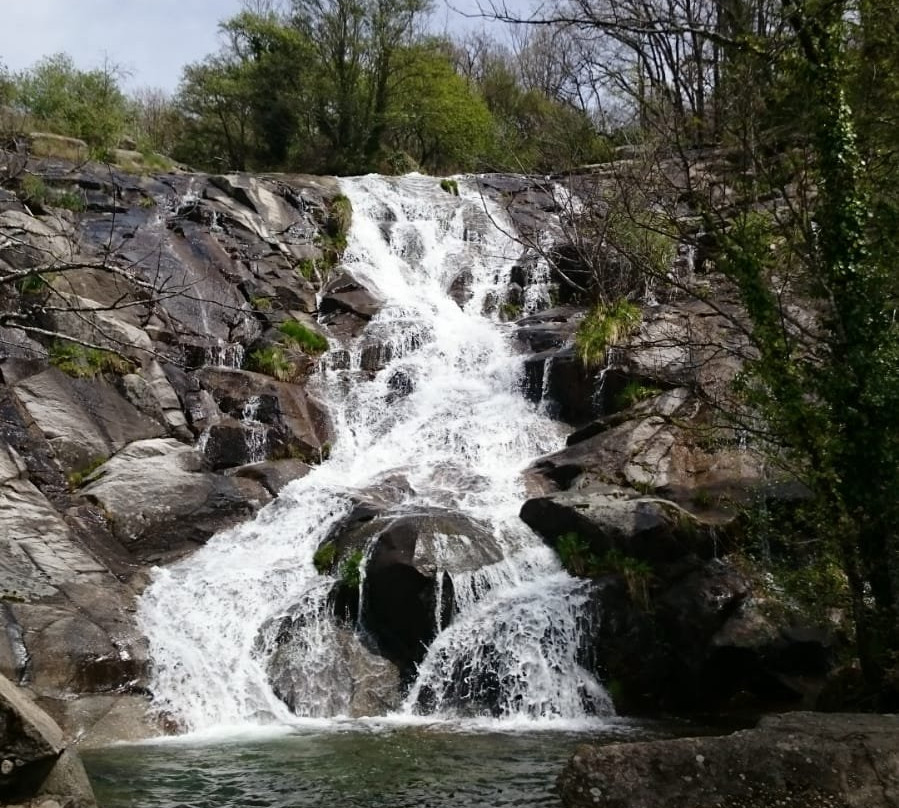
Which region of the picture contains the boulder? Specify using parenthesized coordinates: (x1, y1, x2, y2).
(0, 673, 96, 807)
(13, 369, 165, 473)
(78, 438, 268, 560)
(324, 507, 503, 672)
(263, 606, 402, 718)
(521, 490, 717, 567)
(559, 712, 899, 808)
(319, 271, 383, 328)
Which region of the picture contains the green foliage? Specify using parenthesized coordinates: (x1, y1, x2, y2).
(339, 549, 365, 589)
(49, 341, 133, 378)
(296, 259, 315, 280)
(439, 178, 459, 196)
(389, 48, 494, 172)
(250, 296, 272, 311)
(326, 194, 352, 251)
(18, 175, 85, 211)
(278, 320, 328, 354)
(67, 455, 108, 489)
(17, 272, 46, 295)
(593, 549, 654, 610)
(616, 380, 661, 410)
(556, 532, 595, 577)
(500, 301, 522, 322)
(313, 542, 337, 574)
(247, 345, 301, 382)
(555, 532, 653, 607)
(14, 53, 129, 155)
(575, 299, 642, 367)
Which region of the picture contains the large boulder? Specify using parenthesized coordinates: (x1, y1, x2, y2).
(0, 673, 96, 807)
(78, 438, 268, 560)
(322, 507, 503, 673)
(559, 712, 899, 808)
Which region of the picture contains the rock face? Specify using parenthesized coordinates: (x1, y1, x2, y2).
(559, 712, 899, 808)
(0, 154, 356, 735)
(0, 673, 96, 807)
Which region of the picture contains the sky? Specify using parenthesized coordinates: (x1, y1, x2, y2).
(0, 0, 498, 93)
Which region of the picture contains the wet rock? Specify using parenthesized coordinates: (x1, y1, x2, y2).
(0, 673, 96, 807)
(559, 712, 899, 808)
(521, 491, 717, 566)
(319, 272, 382, 322)
(263, 606, 402, 718)
(227, 459, 312, 496)
(522, 347, 597, 424)
(324, 508, 502, 673)
(78, 438, 268, 560)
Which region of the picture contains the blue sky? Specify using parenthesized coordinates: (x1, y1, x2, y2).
(0, 0, 498, 93)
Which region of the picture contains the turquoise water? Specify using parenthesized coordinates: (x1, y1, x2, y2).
(82, 722, 678, 808)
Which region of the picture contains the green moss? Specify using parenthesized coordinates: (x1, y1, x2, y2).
(18, 272, 46, 294)
(49, 341, 134, 378)
(339, 549, 364, 589)
(575, 298, 642, 367)
(313, 542, 337, 574)
(250, 296, 273, 312)
(67, 455, 108, 489)
(278, 320, 328, 354)
(500, 301, 522, 322)
(296, 258, 316, 280)
(440, 178, 459, 196)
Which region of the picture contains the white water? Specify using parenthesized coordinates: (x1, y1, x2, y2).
(138, 174, 610, 733)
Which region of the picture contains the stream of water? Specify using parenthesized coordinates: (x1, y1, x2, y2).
(123, 174, 621, 805)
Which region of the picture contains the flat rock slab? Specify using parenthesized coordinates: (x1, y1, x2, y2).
(559, 712, 899, 808)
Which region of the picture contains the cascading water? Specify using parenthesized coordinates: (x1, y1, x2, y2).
(138, 174, 611, 733)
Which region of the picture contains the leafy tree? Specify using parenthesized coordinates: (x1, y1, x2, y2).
(14, 53, 129, 155)
(388, 48, 493, 171)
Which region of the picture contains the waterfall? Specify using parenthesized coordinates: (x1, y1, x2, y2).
(138, 174, 611, 732)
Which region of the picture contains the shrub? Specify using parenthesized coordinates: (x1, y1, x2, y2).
(247, 345, 300, 382)
(49, 340, 133, 378)
(556, 532, 595, 577)
(278, 320, 328, 354)
(326, 194, 352, 251)
(593, 549, 654, 610)
(575, 298, 642, 367)
(439, 178, 459, 196)
(18, 174, 85, 211)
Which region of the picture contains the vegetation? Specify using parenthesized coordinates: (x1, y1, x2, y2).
(49, 341, 134, 378)
(278, 320, 329, 354)
(313, 542, 337, 574)
(439, 179, 459, 196)
(575, 299, 641, 367)
(67, 455, 108, 489)
(615, 381, 661, 410)
(18, 174, 85, 211)
(339, 549, 365, 589)
(247, 345, 302, 382)
(556, 532, 653, 608)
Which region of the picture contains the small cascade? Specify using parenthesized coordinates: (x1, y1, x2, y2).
(204, 340, 245, 369)
(241, 395, 268, 464)
(138, 174, 610, 733)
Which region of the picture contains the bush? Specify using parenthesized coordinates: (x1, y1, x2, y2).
(575, 298, 642, 366)
(278, 320, 328, 354)
(49, 341, 133, 378)
(247, 345, 301, 382)
(616, 380, 662, 409)
(326, 194, 352, 251)
(440, 178, 459, 196)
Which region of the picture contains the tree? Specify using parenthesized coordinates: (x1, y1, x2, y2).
(484, 0, 899, 706)
(388, 47, 493, 171)
(14, 53, 129, 156)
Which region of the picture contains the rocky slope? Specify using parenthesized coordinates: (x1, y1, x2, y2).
(0, 143, 843, 740)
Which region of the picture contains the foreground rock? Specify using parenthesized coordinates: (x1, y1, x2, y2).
(0, 673, 96, 807)
(559, 712, 899, 808)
